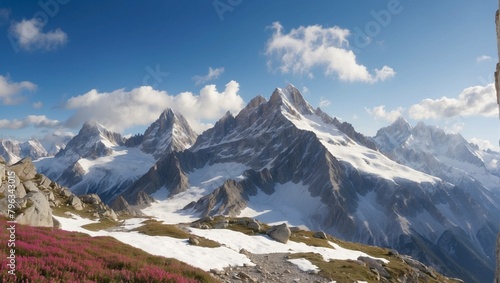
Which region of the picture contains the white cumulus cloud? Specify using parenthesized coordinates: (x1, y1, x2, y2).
(0, 115, 61, 129)
(193, 67, 225, 85)
(64, 81, 245, 133)
(365, 105, 404, 122)
(265, 22, 395, 83)
(408, 84, 498, 120)
(0, 75, 37, 105)
(10, 18, 67, 51)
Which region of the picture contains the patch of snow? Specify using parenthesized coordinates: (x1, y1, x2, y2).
(54, 213, 388, 274)
(239, 182, 327, 229)
(287, 258, 319, 273)
(190, 228, 389, 263)
(144, 162, 250, 224)
(283, 110, 439, 184)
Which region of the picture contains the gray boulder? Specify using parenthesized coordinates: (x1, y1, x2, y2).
(69, 195, 83, 210)
(9, 158, 36, 181)
(80, 194, 102, 205)
(15, 191, 53, 227)
(313, 231, 328, 239)
(247, 219, 261, 232)
(14, 181, 26, 198)
(22, 181, 39, 193)
(59, 187, 72, 197)
(38, 174, 52, 189)
(266, 223, 291, 244)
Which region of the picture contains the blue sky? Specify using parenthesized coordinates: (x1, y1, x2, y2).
(0, 0, 498, 150)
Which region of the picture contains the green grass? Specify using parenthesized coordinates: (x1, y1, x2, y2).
(289, 230, 333, 248)
(133, 219, 221, 248)
(81, 218, 120, 231)
(289, 252, 378, 282)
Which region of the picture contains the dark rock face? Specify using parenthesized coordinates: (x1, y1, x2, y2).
(184, 179, 248, 217)
(110, 196, 144, 217)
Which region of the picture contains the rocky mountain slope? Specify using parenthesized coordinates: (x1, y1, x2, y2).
(116, 85, 498, 283)
(0, 157, 118, 228)
(35, 109, 197, 203)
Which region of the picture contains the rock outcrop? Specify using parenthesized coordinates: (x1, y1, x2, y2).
(0, 158, 119, 227)
(266, 223, 291, 244)
(15, 191, 53, 227)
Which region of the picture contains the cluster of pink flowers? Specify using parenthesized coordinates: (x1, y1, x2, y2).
(0, 219, 210, 282)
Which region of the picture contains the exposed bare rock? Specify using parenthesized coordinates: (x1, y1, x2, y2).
(110, 196, 144, 217)
(184, 179, 247, 217)
(22, 181, 39, 192)
(38, 174, 52, 189)
(139, 108, 198, 159)
(15, 191, 53, 227)
(69, 195, 83, 210)
(358, 256, 390, 279)
(10, 157, 37, 181)
(14, 180, 26, 199)
(59, 162, 85, 187)
(313, 231, 327, 240)
(247, 219, 261, 232)
(80, 194, 102, 205)
(267, 223, 291, 244)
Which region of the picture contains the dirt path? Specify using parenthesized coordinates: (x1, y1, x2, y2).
(211, 252, 331, 283)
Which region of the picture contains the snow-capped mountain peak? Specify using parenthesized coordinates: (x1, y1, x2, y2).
(55, 121, 124, 162)
(269, 85, 315, 116)
(140, 108, 197, 159)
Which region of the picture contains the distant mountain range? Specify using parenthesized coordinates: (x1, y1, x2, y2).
(2, 85, 499, 282)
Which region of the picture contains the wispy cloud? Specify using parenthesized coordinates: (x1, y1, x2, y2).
(476, 55, 492, 63)
(193, 67, 225, 85)
(32, 101, 43, 109)
(0, 115, 61, 129)
(10, 18, 67, 51)
(64, 81, 245, 133)
(408, 84, 498, 119)
(0, 75, 37, 105)
(365, 105, 404, 122)
(265, 22, 396, 83)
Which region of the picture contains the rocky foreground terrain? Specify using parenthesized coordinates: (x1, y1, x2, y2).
(0, 157, 117, 228)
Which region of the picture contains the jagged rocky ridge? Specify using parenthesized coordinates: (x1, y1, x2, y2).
(117, 85, 499, 283)
(35, 110, 197, 203)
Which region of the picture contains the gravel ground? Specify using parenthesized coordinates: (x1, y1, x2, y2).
(210, 251, 331, 283)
